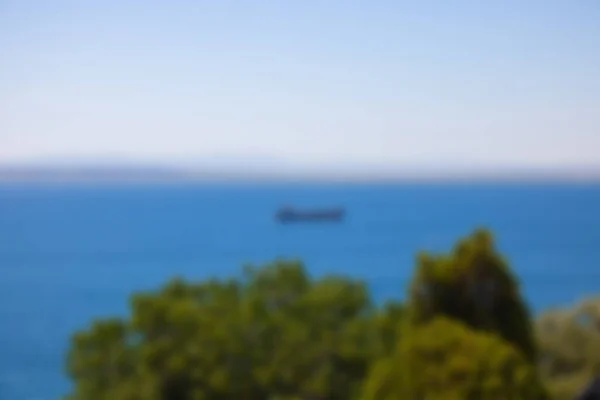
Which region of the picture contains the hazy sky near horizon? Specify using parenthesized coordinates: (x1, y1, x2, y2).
(1, 1, 599, 170)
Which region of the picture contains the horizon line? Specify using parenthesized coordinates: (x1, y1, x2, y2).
(0, 162, 600, 184)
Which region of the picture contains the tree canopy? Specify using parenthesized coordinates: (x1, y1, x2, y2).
(65, 260, 386, 400)
(406, 228, 537, 361)
(65, 228, 581, 399)
(362, 316, 545, 400)
(361, 228, 547, 399)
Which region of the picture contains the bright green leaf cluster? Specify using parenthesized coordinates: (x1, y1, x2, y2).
(362, 317, 545, 400)
(65, 260, 388, 400)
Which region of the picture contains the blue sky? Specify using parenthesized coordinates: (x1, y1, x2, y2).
(1, 1, 599, 171)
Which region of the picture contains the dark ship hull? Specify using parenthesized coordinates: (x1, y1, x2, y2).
(276, 207, 345, 223)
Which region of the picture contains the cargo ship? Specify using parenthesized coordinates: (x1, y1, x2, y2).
(276, 206, 345, 223)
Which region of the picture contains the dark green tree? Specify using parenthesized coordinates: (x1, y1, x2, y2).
(406, 228, 537, 361)
(65, 260, 380, 400)
(362, 317, 546, 400)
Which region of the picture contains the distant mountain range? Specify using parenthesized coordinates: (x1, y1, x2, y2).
(0, 162, 599, 183)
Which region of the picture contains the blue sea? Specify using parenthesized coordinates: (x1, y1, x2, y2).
(0, 182, 599, 399)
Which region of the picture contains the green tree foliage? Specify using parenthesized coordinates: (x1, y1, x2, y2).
(406, 228, 537, 361)
(362, 317, 545, 400)
(65, 228, 570, 399)
(372, 301, 404, 355)
(536, 296, 600, 400)
(65, 260, 381, 400)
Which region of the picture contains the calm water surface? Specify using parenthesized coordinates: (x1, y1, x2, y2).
(0, 182, 599, 399)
